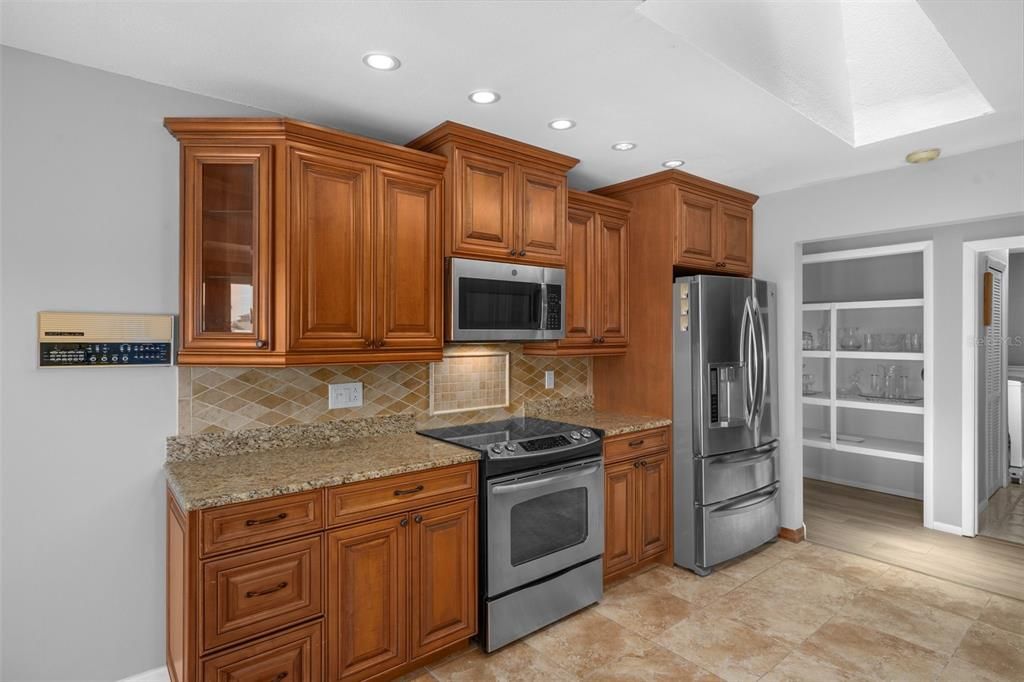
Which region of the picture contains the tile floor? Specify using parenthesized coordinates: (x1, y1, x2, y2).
(403, 540, 1024, 681)
(979, 483, 1024, 545)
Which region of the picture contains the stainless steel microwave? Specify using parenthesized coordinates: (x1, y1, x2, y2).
(448, 257, 565, 342)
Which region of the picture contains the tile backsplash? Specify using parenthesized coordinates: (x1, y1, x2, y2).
(177, 343, 590, 435)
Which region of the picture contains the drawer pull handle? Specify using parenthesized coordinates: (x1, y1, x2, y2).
(628, 439, 645, 448)
(246, 581, 288, 598)
(394, 484, 424, 496)
(271, 674, 288, 682)
(245, 512, 288, 527)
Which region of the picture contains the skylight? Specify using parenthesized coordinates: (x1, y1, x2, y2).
(637, 0, 994, 147)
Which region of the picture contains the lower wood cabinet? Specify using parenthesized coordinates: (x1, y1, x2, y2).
(167, 463, 478, 682)
(603, 429, 671, 581)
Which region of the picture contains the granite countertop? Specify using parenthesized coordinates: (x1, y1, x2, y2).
(545, 409, 672, 437)
(165, 432, 479, 511)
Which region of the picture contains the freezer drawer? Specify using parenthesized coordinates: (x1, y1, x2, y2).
(698, 484, 779, 568)
(697, 441, 778, 506)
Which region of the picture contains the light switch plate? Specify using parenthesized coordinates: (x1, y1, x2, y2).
(329, 382, 363, 409)
(544, 370, 555, 389)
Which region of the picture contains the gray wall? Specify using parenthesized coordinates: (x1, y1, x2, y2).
(0, 47, 274, 680)
(756, 140, 1024, 533)
(1010, 252, 1024, 366)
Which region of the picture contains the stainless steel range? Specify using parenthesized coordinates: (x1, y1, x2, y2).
(418, 417, 603, 652)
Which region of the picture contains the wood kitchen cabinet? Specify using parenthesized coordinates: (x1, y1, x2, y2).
(407, 121, 578, 267)
(524, 190, 630, 357)
(165, 118, 446, 366)
(676, 189, 753, 275)
(602, 428, 672, 582)
(167, 463, 478, 682)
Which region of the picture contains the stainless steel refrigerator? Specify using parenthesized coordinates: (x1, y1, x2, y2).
(673, 275, 780, 576)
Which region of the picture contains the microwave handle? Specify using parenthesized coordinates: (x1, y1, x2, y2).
(539, 283, 549, 330)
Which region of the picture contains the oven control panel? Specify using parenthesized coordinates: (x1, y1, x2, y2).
(40, 342, 172, 367)
(487, 428, 598, 458)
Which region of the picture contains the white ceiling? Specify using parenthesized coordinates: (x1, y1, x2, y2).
(1, 0, 1021, 195)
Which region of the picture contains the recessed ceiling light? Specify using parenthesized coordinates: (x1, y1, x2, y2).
(905, 148, 941, 164)
(662, 159, 685, 168)
(469, 90, 501, 105)
(611, 141, 637, 151)
(548, 119, 576, 130)
(362, 53, 401, 71)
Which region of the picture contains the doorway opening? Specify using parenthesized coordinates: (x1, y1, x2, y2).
(963, 237, 1024, 544)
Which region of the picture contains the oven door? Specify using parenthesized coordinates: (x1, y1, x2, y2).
(449, 257, 564, 341)
(486, 456, 603, 597)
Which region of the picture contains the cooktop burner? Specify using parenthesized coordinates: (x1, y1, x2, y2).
(418, 417, 602, 477)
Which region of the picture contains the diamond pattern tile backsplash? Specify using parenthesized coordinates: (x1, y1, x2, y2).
(178, 343, 591, 435)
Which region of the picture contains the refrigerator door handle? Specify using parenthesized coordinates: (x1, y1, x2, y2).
(741, 297, 755, 426)
(707, 443, 779, 466)
(752, 297, 769, 422)
(708, 485, 780, 517)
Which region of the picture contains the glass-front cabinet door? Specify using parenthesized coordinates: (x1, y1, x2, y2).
(181, 146, 272, 353)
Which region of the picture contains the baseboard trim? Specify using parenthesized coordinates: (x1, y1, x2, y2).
(120, 666, 169, 682)
(778, 526, 805, 543)
(803, 472, 922, 501)
(930, 521, 964, 536)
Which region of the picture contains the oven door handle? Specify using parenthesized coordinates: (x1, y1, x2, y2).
(491, 464, 601, 495)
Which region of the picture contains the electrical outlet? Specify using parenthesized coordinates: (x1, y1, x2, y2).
(544, 370, 555, 389)
(329, 382, 363, 409)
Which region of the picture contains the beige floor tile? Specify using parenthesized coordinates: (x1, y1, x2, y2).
(715, 542, 795, 583)
(939, 654, 1016, 682)
(798, 621, 948, 680)
(870, 565, 992, 618)
(429, 641, 573, 681)
(631, 563, 742, 606)
(952, 621, 1024, 680)
(653, 610, 792, 682)
(585, 645, 723, 681)
(832, 589, 973, 654)
(740, 559, 865, 612)
(979, 593, 1024, 635)
(702, 582, 841, 645)
(593, 576, 695, 638)
(522, 607, 658, 676)
(759, 650, 864, 682)
(393, 670, 437, 682)
(792, 543, 891, 585)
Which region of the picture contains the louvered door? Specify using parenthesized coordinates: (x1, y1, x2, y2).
(983, 261, 1007, 500)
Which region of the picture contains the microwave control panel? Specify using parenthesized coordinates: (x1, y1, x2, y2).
(40, 342, 172, 367)
(544, 284, 563, 330)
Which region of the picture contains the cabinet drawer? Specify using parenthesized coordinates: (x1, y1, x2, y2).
(200, 490, 324, 557)
(202, 621, 322, 682)
(202, 536, 322, 652)
(604, 428, 669, 464)
(327, 463, 477, 526)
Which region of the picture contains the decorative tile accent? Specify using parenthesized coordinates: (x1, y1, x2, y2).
(177, 343, 591, 435)
(430, 350, 510, 415)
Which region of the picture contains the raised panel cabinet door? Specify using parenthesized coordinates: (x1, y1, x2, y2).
(287, 147, 374, 352)
(560, 208, 597, 346)
(202, 621, 323, 682)
(376, 168, 443, 350)
(595, 213, 628, 346)
(451, 149, 516, 259)
(181, 146, 273, 353)
(409, 498, 477, 659)
(604, 460, 638, 577)
(637, 452, 670, 560)
(718, 201, 753, 274)
(327, 515, 408, 681)
(675, 190, 718, 269)
(517, 166, 567, 265)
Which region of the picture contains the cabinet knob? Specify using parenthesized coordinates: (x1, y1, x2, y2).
(414, 514, 423, 524)
(365, 339, 373, 348)
(633, 461, 641, 468)
(509, 249, 517, 255)
(255, 339, 266, 349)
(519, 250, 526, 257)
(400, 518, 409, 527)
(599, 337, 606, 343)
(378, 339, 385, 348)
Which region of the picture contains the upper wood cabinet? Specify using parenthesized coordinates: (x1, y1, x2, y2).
(717, 200, 753, 274)
(165, 118, 447, 366)
(524, 190, 629, 357)
(676, 190, 718, 270)
(407, 121, 577, 267)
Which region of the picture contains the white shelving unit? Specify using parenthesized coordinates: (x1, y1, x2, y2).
(801, 241, 934, 527)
